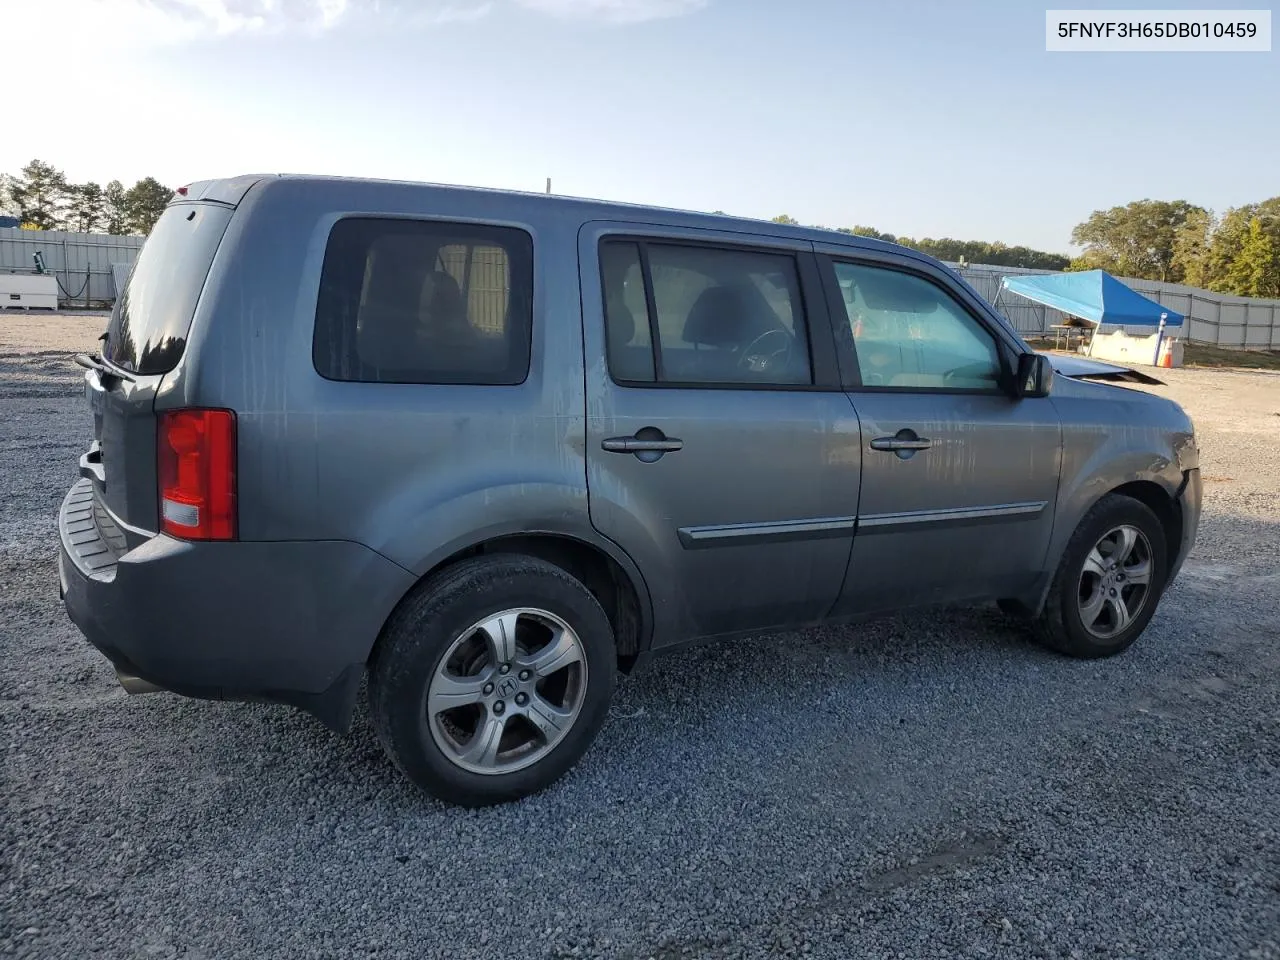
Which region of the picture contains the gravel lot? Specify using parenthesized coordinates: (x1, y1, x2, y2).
(3, 314, 1278, 960)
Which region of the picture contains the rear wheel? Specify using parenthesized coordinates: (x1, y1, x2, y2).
(1034, 494, 1168, 659)
(369, 555, 614, 806)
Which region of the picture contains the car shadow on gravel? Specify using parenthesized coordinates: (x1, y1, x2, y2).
(219, 603, 1048, 806)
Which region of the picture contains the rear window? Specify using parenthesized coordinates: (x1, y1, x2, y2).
(312, 218, 534, 385)
(105, 203, 232, 375)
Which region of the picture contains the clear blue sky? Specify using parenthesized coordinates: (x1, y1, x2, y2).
(4, 0, 1276, 250)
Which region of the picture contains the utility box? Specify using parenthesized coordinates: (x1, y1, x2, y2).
(0, 274, 58, 310)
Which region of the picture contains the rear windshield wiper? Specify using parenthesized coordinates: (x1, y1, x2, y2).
(74, 352, 136, 384)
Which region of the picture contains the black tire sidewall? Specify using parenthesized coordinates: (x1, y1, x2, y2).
(370, 556, 615, 806)
(1054, 496, 1169, 656)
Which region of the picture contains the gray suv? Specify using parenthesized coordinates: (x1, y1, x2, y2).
(58, 175, 1201, 806)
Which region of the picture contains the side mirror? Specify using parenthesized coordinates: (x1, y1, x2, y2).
(1014, 352, 1053, 398)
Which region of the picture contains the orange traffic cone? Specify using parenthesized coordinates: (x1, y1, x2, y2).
(1157, 339, 1175, 368)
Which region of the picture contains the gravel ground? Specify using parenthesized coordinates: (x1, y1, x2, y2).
(3, 314, 1278, 960)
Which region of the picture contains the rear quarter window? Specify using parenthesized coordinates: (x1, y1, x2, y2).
(105, 203, 233, 375)
(312, 218, 534, 385)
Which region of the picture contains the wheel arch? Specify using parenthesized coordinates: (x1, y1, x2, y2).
(371, 531, 653, 670)
(1018, 472, 1184, 618)
(1106, 479, 1183, 567)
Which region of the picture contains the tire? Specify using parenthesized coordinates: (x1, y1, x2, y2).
(369, 555, 615, 806)
(1034, 493, 1169, 659)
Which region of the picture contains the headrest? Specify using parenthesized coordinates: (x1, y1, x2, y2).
(683, 286, 755, 347)
(606, 295, 636, 344)
(420, 270, 468, 334)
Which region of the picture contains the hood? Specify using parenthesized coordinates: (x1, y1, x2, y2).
(1040, 352, 1165, 386)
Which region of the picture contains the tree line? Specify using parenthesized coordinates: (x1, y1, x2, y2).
(763, 214, 1072, 270)
(1070, 198, 1280, 299)
(765, 197, 1280, 299)
(0, 159, 172, 236)
(5, 157, 1276, 298)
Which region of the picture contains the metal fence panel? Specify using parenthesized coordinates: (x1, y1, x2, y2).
(949, 262, 1280, 349)
(3, 224, 1278, 349)
(0, 227, 144, 308)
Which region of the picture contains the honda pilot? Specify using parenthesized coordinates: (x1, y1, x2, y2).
(59, 175, 1201, 806)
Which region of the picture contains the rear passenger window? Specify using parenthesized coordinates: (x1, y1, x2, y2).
(314, 218, 533, 385)
(600, 240, 812, 386)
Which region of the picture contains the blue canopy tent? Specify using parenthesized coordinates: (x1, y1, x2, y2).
(999, 269, 1184, 329)
(998, 269, 1183, 364)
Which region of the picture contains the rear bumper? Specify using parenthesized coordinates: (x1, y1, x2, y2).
(58, 478, 415, 731)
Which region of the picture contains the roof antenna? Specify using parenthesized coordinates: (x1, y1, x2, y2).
(545, 177, 551, 195)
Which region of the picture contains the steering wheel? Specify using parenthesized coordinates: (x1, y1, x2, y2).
(942, 362, 998, 388)
(736, 328, 793, 376)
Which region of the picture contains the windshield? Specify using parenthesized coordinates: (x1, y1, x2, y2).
(105, 203, 232, 375)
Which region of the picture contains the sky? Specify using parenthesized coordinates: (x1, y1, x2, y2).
(2, 0, 1276, 251)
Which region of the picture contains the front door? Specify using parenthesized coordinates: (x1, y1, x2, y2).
(816, 251, 1063, 616)
(579, 223, 862, 645)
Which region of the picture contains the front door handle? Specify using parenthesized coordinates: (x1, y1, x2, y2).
(870, 429, 932, 460)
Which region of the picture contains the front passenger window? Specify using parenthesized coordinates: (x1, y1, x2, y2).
(833, 262, 1001, 391)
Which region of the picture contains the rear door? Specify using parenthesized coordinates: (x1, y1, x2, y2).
(579, 222, 861, 645)
(814, 247, 1063, 616)
(88, 201, 233, 539)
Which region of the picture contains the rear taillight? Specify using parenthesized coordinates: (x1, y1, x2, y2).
(157, 409, 237, 540)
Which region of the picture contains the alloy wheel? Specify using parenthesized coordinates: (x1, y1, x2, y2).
(1077, 524, 1154, 640)
(424, 608, 588, 775)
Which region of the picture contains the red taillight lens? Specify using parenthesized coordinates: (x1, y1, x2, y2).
(157, 409, 236, 540)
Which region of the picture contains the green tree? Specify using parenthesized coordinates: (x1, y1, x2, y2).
(770, 214, 799, 225)
(1202, 206, 1254, 291)
(839, 225, 898, 242)
(8, 159, 70, 230)
(1198, 200, 1280, 294)
(833, 227, 1068, 270)
(1225, 218, 1280, 298)
(1171, 207, 1216, 288)
(124, 177, 173, 234)
(104, 180, 129, 234)
(69, 181, 107, 233)
(1070, 199, 1205, 281)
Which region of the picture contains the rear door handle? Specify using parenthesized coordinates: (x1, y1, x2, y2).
(870, 437, 932, 451)
(602, 437, 684, 453)
(602, 428, 684, 462)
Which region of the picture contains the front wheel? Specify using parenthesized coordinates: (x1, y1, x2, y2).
(369, 555, 615, 806)
(1035, 494, 1169, 658)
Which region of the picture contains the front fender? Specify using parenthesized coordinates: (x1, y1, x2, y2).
(1056, 428, 1182, 535)
(1032, 380, 1193, 613)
